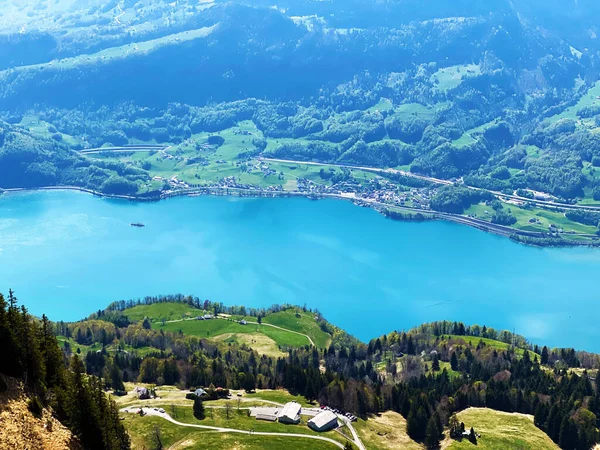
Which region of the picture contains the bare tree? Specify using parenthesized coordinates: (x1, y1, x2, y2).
(400, 355, 424, 381)
(171, 404, 177, 419)
(237, 398, 241, 411)
(225, 402, 232, 419)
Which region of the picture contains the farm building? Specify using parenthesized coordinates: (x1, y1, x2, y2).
(256, 414, 278, 422)
(134, 387, 150, 400)
(308, 411, 338, 432)
(278, 402, 301, 424)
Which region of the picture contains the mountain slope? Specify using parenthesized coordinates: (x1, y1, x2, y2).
(0, 376, 80, 450)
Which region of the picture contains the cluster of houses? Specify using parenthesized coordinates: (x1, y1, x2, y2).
(153, 175, 190, 189)
(294, 175, 433, 210)
(250, 402, 339, 432)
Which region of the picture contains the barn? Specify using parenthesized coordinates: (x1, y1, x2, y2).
(308, 411, 338, 432)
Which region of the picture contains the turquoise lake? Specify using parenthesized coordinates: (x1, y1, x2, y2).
(1, 190, 599, 351)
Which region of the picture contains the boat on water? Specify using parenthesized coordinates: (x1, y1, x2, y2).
(130, 222, 145, 228)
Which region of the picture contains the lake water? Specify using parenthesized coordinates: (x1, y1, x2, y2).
(1, 190, 599, 351)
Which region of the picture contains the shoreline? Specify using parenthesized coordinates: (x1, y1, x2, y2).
(2, 185, 598, 248)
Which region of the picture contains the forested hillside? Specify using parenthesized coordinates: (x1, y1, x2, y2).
(2, 0, 600, 211)
(43, 292, 600, 450)
(0, 290, 129, 449)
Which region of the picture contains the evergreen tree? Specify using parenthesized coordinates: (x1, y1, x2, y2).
(450, 352, 458, 371)
(193, 396, 205, 420)
(407, 336, 415, 355)
(541, 346, 549, 365)
(448, 414, 461, 439)
(425, 414, 441, 449)
(110, 363, 126, 393)
(559, 417, 577, 450)
(468, 427, 477, 444)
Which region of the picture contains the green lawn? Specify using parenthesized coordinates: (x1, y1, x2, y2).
(125, 404, 347, 446)
(125, 302, 203, 322)
(447, 408, 558, 450)
(124, 303, 333, 351)
(123, 414, 342, 450)
(243, 389, 316, 408)
(261, 309, 331, 348)
(158, 318, 311, 348)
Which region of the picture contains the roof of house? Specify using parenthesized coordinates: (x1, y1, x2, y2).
(278, 402, 301, 420)
(308, 411, 338, 428)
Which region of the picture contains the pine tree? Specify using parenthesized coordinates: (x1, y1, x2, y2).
(450, 352, 458, 371)
(425, 414, 441, 449)
(448, 414, 461, 439)
(468, 427, 477, 444)
(407, 336, 415, 355)
(193, 396, 205, 420)
(110, 363, 126, 392)
(559, 417, 577, 450)
(541, 346, 549, 365)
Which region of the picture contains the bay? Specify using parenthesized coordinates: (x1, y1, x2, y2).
(1, 190, 598, 351)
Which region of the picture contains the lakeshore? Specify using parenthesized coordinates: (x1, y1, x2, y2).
(2, 189, 600, 351)
(2, 184, 598, 248)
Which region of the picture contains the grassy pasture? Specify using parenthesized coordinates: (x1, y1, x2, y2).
(544, 81, 600, 125)
(4, 26, 217, 74)
(354, 411, 421, 450)
(431, 64, 481, 93)
(122, 414, 341, 450)
(125, 302, 202, 323)
(447, 335, 538, 360)
(157, 318, 312, 349)
(447, 408, 559, 450)
(128, 304, 332, 351)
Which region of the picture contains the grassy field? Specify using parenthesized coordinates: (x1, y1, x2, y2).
(128, 303, 333, 353)
(431, 64, 481, 93)
(123, 402, 349, 446)
(464, 201, 598, 235)
(544, 81, 600, 126)
(354, 411, 421, 450)
(123, 414, 343, 450)
(158, 318, 311, 350)
(125, 302, 203, 322)
(4, 26, 218, 74)
(452, 118, 500, 147)
(447, 335, 538, 360)
(446, 408, 559, 450)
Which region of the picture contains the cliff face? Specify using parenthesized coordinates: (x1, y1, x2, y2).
(0, 375, 80, 450)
